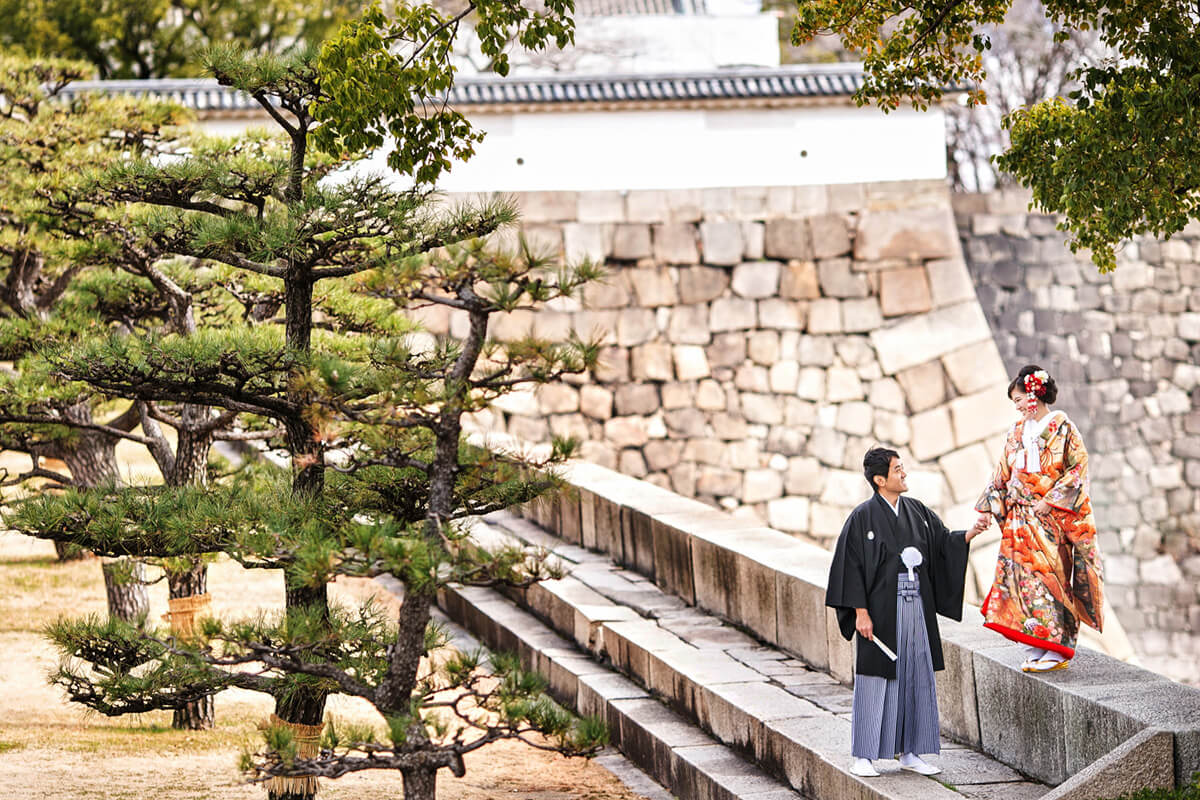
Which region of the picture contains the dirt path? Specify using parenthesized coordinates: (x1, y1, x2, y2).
(0, 531, 650, 800)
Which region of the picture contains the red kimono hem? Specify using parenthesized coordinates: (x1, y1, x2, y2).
(983, 621, 1075, 659)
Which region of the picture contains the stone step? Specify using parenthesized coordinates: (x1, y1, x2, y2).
(440, 512, 1048, 800)
(439, 582, 804, 800)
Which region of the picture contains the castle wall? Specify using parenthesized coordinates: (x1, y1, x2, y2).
(956, 191, 1200, 684)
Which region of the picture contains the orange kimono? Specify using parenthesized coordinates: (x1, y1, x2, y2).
(976, 412, 1104, 658)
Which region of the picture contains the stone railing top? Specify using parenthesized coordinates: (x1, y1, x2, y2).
(530, 458, 1200, 789)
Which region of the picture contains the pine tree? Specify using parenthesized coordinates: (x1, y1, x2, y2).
(0, 56, 187, 618)
(4, 3, 607, 798)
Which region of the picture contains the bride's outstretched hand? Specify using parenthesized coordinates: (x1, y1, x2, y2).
(966, 515, 990, 542)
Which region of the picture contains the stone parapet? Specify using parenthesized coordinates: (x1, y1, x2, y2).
(514, 459, 1200, 788)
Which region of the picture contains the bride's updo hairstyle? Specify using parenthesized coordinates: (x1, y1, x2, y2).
(1007, 364, 1058, 404)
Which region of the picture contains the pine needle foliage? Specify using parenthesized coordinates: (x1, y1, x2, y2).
(788, 0, 1200, 270)
(3, 7, 609, 796)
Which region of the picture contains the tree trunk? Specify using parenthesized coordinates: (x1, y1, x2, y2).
(102, 559, 149, 625)
(402, 767, 437, 800)
(266, 578, 328, 800)
(167, 558, 214, 730)
(59, 403, 152, 621)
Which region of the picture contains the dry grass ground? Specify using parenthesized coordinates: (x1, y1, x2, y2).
(0, 529, 647, 800)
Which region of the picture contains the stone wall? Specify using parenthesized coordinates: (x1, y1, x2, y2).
(431, 182, 1012, 561)
(956, 191, 1200, 684)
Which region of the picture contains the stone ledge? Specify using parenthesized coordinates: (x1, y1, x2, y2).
(518, 460, 1200, 790)
(461, 512, 1044, 800)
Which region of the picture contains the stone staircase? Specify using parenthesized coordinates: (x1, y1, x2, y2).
(439, 509, 1045, 800)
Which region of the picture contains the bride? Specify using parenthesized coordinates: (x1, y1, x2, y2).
(974, 365, 1105, 672)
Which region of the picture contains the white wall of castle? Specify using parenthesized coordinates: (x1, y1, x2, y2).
(356, 105, 948, 193)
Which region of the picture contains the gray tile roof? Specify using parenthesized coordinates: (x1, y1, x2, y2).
(60, 65, 864, 113)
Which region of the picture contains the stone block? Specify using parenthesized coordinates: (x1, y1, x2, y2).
(1040, 728, 1175, 800)
(700, 221, 744, 266)
(677, 266, 730, 305)
(765, 219, 813, 260)
(927, 258, 978, 308)
(617, 505, 658, 579)
(834, 402, 874, 437)
(741, 393, 784, 425)
(537, 383, 580, 414)
(582, 271, 632, 309)
(780, 260, 821, 300)
(784, 457, 825, 495)
(841, 298, 883, 333)
(519, 191, 579, 222)
(667, 304, 712, 345)
(671, 743, 794, 800)
(666, 189, 704, 222)
(870, 302, 994, 375)
(759, 358, 796, 393)
(698, 681, 825, 759)
(631, 343, 675, 381)
(949, 388, 1013, 447)
(625, 190, 670, 223)
(854, 207, 958, 262)
(605, 416, 650, 449)
(732, 261, 782, 299)
(674, 345, 711, 381)
(611, 223, 653, 260)
(819, 258, 870, 299)
(615, 308, 658, 347)
(580, 384, 614, 420)
(758, 299, 806, 331)
(935, 618, 990, 747)
(807, 298, 842, 334)
(628, 266, 678, 307)
(615, 383, 661, 417)
(577, 191, 625, 223)
(826, 366, 865, 402)
(974, 645, 1069, 784)
(742, 221, 765, 259)
(653, 223, 700, 264)
(648, 517, 695, 605)
(576, 671, 648, 720)
(766, 497, 811, 533)
(691, 535, 741, 621)
(872, 412, 913, 450)
(775, 564, 832, 669)
(564, 222, 612, 263)
(910, 406, 956, 461)
(941, 341, 1007, 396)
(743, 469, 784, 504)
(808, 213, 852, 258)
(697, 466, 741, 497)
(710, 297, 758, 331)
(879, 265, 933, 316)
(938, 444, 995, 504)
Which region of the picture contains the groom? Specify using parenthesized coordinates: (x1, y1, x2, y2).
(826, 447, 985, 777)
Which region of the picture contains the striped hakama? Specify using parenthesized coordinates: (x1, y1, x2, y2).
(850, 573, 941, 759)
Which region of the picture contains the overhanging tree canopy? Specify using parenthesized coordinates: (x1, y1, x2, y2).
(790, 0, 1200, 270)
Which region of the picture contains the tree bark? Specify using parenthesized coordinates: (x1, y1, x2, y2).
(101, 558, 149, 625)
(402, 767, 437, 800)
(167, 558, 214, 730)
(59, 403, 151, 621)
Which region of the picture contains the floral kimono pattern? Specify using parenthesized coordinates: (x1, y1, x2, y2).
(976, 412, 1104, 658)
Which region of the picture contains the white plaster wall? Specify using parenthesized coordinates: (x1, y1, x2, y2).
(362, 105, 948, 192)
(564, 15, 781, 73)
